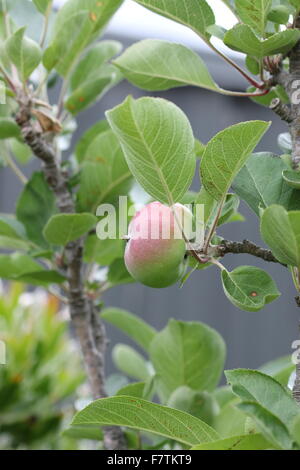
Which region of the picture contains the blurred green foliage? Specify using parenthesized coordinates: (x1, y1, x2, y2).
(0, 283, 85, 449)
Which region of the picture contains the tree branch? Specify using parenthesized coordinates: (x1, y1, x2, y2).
(15, 90, 126, 450)
(215, 239, 286, 266)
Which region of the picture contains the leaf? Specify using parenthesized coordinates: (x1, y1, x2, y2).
(83, 235, 124, 266)
(192, 433, 271, 450)
(116, 382, 148, 399)
(16, 172, 57, 248)
(134, 0, 215, 41)
(72, 396, 219, 447)
(43, 0, 124, 76)
(221, 266, 280, 312)
(101, 307, 156, 353)
(292, 414, 300, 447)
(75, 120, 110, 163)
(5, 27, 41, 81)
(70, 40, 122, 91)
(62, 425, 103, 441)
(113, 39, 229, 95)
(65, 70, 119, 115)
(200, 121, 270, 202)
(107, 258, 134, 287)
(112, 344, 151, 382)
(77, 128, 133, 212)
(0, 215, 30, 251)
(282, 170, 300, 189)
(260, 205, 300, 266)
(167, 387, 218, 425)
(237, 401, 293, 449)
(0, 118, 21, 139)
(259, 355, 295, 386)
(106, 96, 196, 204)
(149, 319, 226, 402)
(225, 369, 300, 430)
(32, 0, 52, 15)
(232, 152, 300, 216)
(43, 213, 97, 246)
(214, 399, 248, 438)
(10, 138, 32, 164)
(235, 0, 272, 36)
(0, 253, 65, 285)
(224, 24, 300, 57)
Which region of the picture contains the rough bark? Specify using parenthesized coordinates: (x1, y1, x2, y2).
(15, 92, 127, 449)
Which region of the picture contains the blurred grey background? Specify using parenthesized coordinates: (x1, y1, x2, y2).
(0, 0, 298, 382)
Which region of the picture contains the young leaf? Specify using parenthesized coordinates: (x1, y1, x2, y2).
(192, 433, 271, 450)
(43, 0, 123, 76)
(77, 129, 133, 212)
(259, 355, 295, 386)
(72, 396, 219, 447)
(225, 369, 300, 430)
(32, 0, 52, 15)
(16, 172, 57, 248)
(167, 387, 218, 425)
(5, 27, 41, 81)
(113, 39, 229, 94)
(116, 382, 148, 399)
(75, 120, 110, 163)
(200, 121, 270, 202)
(134, 0, 215, 41)
(43, 213, 97, 246)
(101, 307, 157, 353)
(282, 170, 300, 189)
(224, 24, 300, 57)
(112, 344, 150, 382)
(70, 40, 122, 91)
(221, 266, 280, 312)
(232, 153, 300, 216)
(106, 96, 196, 204)
(237, 401, 293, 450)
(0, 118, 21, 139)
(0, 215, 29, 251)
(235, 0, 272, 37)
(260, 205, 300, 266)
(149, 319, 226, 402)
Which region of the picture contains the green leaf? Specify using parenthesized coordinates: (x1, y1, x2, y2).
(10, 138, 32, 164)
(32, 0, 52, 15)
(261, 205, 300, 266)
(292, 414, 300, 447)
(268, 5, 290, 24)
(192, 433, 271, 450)
(259, 355, 295, 386)
(0, 253, 65, 285)
(237, 401, 293, 449)
(0, 215, 29, 251)
(106, 96, 196, 204)
(43, 0, 123, 76)
(75, 120, 110, 163)
(234, 0, 272, 36)
(214, 399, 248, 438)
(116, 382, 148, 399)
(232, 152, 300, 216)
(16, 172, 57, 248)
(72, 396, 219, 447)
(167, 387, 218, 425)
(224, 24, 300, 57)
(134, 0, 215, 41)
(43, 213, 97, 246)
(107, 258, 134, 287)
(200, 121, 270, 202)
(66, 67, 121, 115)
(83, 235, 124, 266)
(149, 319, 226, 402)
(5, 27, 41, 81)
(225, 369, 300, 430)
(113, 39, 229, 94)
(112, 344, 151, 382)
(70, 40, 122, 91)
(101, 307, 156, 353)
(62, 425, 103, 441)
(0, 118, 21, 139)
(221, 266, 280, 312)
(77, 128, 133, 212)
(282, 170, 300, 189)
